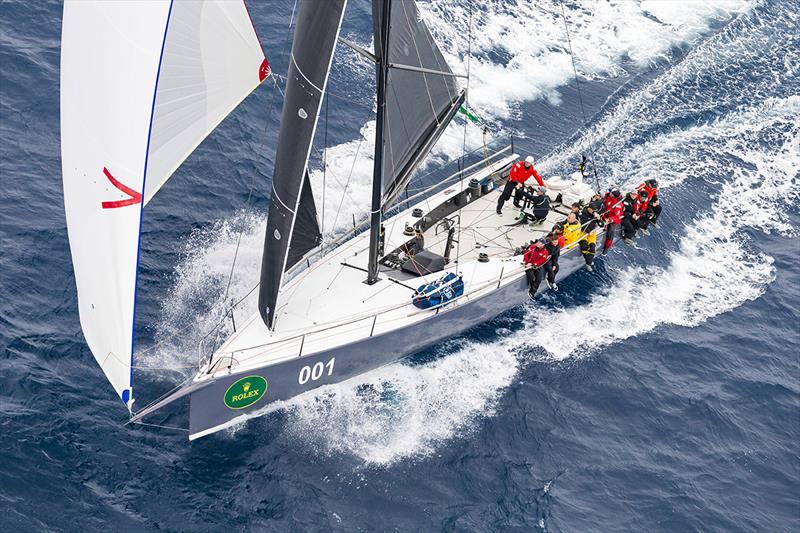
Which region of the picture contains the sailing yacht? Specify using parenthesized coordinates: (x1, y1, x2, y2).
(62, 0, 608, 440)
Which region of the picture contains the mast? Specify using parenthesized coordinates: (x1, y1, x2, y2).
(366, 0, 392, 285)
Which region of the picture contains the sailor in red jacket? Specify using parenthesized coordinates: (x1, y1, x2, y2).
(634, 188, 653, 235)
(601, 188, 624, 254)
(497, 156, 544, 214)
(523, 238, 551, 298)
(637, 178, 661, 227)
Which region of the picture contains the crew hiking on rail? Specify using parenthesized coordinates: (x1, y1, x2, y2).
(518, 169, 661, 298)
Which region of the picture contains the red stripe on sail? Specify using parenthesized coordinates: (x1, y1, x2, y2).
(101, 167, 142, 209)
(259, 57, 270, 82)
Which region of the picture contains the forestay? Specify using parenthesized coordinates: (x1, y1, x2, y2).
(258, 0, 347, 330)
(61, 0, 267, 408)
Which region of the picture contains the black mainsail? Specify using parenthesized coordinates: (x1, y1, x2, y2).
(259, 0, 346, 329)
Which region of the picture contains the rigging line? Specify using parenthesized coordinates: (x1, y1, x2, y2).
(418, 4, 455, 103)
(329, 104, 372, 235)
(222, 0, 298, 307)
(271, 73, 373, 110)
(384, 81, 404, 194)
(110, 346, 204, 371)
(130, 421, 190, 432)
(270, 72, 285, 98)
(201, 2, 300, 370)
(129, 378, 192, 418)
(455, 1, 474, 275)
(322, 87, 329, 234)
(558, 0, 601, 193)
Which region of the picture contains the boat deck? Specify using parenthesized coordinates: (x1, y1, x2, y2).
(203, 154, 595, 378)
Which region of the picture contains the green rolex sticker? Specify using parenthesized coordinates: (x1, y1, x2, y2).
(224, 375, 268, 410)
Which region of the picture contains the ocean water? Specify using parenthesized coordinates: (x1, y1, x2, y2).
(1, 0, 799, 531)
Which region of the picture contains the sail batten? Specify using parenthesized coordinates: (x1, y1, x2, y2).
(61, 0, 267, 406)
(258, 0, 347, 330)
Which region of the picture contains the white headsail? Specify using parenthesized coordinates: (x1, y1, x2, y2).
(61, 0, 268, 408)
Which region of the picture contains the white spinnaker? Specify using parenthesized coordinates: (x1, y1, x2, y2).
(61, 0, 267, 408)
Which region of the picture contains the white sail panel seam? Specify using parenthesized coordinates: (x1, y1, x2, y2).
(142, 78, 267, 206)
(290, 52, 324, 94)
(271, 184, 296, 214)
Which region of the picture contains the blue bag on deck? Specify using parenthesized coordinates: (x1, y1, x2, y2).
(412, 272, 464, 309)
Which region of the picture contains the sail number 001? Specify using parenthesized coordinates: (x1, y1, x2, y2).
(298, 357, 335, 385)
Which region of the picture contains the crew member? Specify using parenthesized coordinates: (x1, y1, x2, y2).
(635, 189, 652, 235)
(602, 188, 624, 254)
(523, 239, 550, 298)
(637, 178, 661, 226)
(497, 156, 544, 214)
(621, 191, 639, 243)
(562, 212, 583, 247)
(578, 204, 600, 271)
(552, 225, 566, 249)
(544, 232, 561, 290)
(588, 193, 604, 214)
(529, 186, 550, 223)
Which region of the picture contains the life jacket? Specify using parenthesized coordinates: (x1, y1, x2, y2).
(509, 161, 544, 186)
(637, 183, 658, 202)
(635, 197, 648, 214)
(523, 245, 549, 267)
(562, 220, 583, 246)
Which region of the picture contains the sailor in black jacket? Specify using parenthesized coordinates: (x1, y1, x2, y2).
(544, 231, 561, 291)
(529, 187, 550, 222)
(620, 191, 638, 241)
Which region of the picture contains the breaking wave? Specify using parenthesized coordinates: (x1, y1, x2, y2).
(422, 0, 751, 119)
(314, 0, 754, 233)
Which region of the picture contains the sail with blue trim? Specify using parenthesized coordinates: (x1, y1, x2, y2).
(60, 0, 269, 409)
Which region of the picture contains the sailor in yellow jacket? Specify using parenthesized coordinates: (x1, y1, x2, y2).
(562, 209, 600, 272)
(562, 213, 583, 246)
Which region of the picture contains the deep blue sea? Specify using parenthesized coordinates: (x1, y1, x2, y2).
(1, 0, 799, 531)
